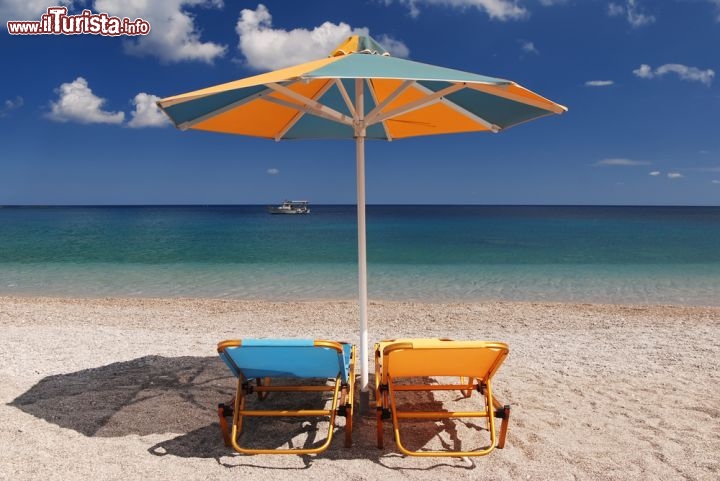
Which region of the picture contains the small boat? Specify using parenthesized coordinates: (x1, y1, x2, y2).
(268, 200, 310, 214)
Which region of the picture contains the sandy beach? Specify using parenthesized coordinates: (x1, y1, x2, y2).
(1, 295, 718, 480)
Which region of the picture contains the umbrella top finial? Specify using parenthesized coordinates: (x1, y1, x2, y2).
(330, 35, 390, 57)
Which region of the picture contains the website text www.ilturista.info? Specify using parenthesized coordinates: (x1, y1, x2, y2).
(7, 7, 150, 36)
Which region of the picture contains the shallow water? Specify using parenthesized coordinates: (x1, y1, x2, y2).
(1, 205, 719, 305)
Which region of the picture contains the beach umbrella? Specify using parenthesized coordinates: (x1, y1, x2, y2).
(156, 35, 567, 410)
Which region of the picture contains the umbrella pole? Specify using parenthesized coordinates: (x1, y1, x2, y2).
(355, 79, 370, 414)
(356, 132, 369, 413)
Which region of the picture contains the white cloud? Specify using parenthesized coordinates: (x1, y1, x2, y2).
(633, 64, 654, 79)
(656, 64, 715, 85)
(667, 172, 683, 179)
(607, 3, 625, 17)
(389, 0, 529, 20)
(627, 1, 655, 27)
(0, 0, 75, 23)
(127, 93, 169, 128)
(376, 34, 411, 58)
(633, 63, 715, 86)
(94, 0, 227, 64)
(608, 0, 655, 27)
(520, 40, 539, 54)
(0, 96, 24, 117)
(649, 171, 661, 176)
(236, 4, 409, 71)
(47, 77, 125, 124)
(594, 158, 651, 166)
(539, 0, 567, 5)
(585, 80, 614, 87)
(46, 81, 171, 128)
(712, 179, 720, 184)
(267, 168, 279, 175)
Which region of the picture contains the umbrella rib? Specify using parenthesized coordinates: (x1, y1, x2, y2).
(365, 79, 414, 124)
(274, 79, 336, 141)
(334, 79, 356, 118)
(366, 83, 465, 127)
(263, 95, 352, 127)
(176, 83, 293, 131)
(266, 82, 353, 126)
(413, 82, 501, 132)
(365, 79, 393, 141)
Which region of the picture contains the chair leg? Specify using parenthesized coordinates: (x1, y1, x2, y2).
(459, 376, 473, 398)
(344, 401, 353, 448)
(231, 380, 246, 443)
(376, 407, 384, 449)
(257, 377, 270, 401)
(497, 405, 510, 449)
(217, 403, 232, 447)
(375, 386, 388, 448)
(339, 381, 353, 448)
(375, 345, 385, 449)
(375, 383, 390, 449)
(344, 345, 356, 448)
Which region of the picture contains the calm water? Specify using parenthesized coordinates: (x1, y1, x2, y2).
(1, 205, 719, 305)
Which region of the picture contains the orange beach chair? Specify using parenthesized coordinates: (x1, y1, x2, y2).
(375, 338, 510, 457)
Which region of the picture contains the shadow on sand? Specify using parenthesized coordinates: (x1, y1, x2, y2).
(9, 356, 485, 470)
(9, 355, 234, 439)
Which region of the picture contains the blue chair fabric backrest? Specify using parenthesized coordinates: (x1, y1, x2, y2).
(219, 339, 351, 381)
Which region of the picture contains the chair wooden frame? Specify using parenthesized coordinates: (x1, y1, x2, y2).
(375, 338, 510, 457)
(217, 339, 356, 455)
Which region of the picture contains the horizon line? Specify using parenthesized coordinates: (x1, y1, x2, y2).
(2, 203, 719, 208)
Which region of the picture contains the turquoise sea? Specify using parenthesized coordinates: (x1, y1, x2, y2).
(1, 205, 719, 305)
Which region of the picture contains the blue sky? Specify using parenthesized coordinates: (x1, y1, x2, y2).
(1, 0, 719, 205)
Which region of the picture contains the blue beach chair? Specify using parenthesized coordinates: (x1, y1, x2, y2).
(217, 339, 356, 455)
